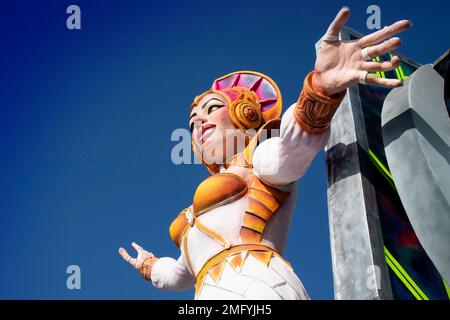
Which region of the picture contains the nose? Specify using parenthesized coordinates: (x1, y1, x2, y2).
(192, 114, 207, 141)
(192, 114, 207, 128)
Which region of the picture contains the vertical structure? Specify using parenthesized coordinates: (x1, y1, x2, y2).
(322, 27, 450, 300)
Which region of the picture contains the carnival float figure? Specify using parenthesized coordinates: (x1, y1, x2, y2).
(119, 7, 412, 299)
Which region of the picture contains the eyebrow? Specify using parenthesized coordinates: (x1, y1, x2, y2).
(189, 98, 223, 121)
(201, 98, 222, 109)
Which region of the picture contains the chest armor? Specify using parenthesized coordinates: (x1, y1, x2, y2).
(169, 119, 287, 246)
(169, 171, 289, 246)
(192, 173, 248, 216)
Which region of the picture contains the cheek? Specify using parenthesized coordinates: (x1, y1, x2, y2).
(208, 107, 234, 130)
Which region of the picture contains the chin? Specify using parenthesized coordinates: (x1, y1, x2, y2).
(197, 132, 220, 152)
(198, 144, 225, 166)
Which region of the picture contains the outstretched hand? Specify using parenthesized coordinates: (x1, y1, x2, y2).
(118, 242, 155, 270)
(312, 7, 412, 96)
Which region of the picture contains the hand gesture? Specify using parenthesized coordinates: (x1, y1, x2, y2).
(118, 242, 155, 271)
(312, 7, 412, 96)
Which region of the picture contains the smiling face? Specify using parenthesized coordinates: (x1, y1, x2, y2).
(190, 91, 251, 167)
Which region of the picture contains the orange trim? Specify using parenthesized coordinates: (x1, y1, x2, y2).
(227, 251, 248, 273)
(191, 89, 214, 109)
(304, 72, 346, 104)
(251, 176, 288, 202)
(294, 71, 346, 134)
(195, 244, 288, 285)
(242, 213, 266, 234)
(243, 119, 281, 167)
(208, 262, 225, 283)
(240, 176, 289, 244)
(248, 188, 279, 212)
(194, 274, 206, 298)
(240, 227, 262, 244)
(194, 219, 230, 248)
(245, 198, 272, 221)
(182, 226, 194, 275)
(169, 209, 189, 248)
(250, 251, 273, 266)
(139, 256, 159, 281)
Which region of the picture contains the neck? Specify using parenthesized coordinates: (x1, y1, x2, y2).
(221, 153, 249, 171)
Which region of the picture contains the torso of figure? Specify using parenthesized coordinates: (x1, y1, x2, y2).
(172, 152, 298, 277)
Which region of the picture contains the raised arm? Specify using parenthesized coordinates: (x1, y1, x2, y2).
(253, 7, 412, 186)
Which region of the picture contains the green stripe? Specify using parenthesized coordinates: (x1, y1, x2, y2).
(394, 66, 402, 80)
(389, 53, 403, 81)
(368, 149, 393, 180)
(368, 149, 397, 190)
(375, 56, 386, 78)
(371, 57, 381, 78)
(398, 63, 407, 80)
(443, 277, 450, 299)
(385, 254, 422, 300)
(389, 53, 407, 79)
(385, 247, 429, 300)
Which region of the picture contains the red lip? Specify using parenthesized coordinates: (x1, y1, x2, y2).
(198, 124, 216, 144)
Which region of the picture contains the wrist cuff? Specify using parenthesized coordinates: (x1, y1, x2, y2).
(139, 256, 158, 281)
(294, 71, 346, 134)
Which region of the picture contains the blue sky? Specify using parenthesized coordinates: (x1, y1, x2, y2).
(0, 0, 448, 299)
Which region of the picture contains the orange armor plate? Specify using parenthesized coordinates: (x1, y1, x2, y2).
(192, 173, 248, 216)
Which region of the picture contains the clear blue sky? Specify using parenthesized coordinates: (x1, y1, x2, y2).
(0, 0, 448, 299)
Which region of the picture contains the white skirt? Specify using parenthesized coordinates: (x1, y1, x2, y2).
(195, 253, 310, 300)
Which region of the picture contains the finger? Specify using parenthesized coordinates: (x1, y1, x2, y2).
(119, 247, 137, 268)
(361, 56, 401, 72)
(367, 37, 402, 58)
(131, 242, 143, 253)
(325, 6, 351, 37)
(365, 74, 402, 88)
(359, 20, 412, 47)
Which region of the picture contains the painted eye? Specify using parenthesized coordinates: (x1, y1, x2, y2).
(189, 122, 195, 132)
(208, 105, 223, 114)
